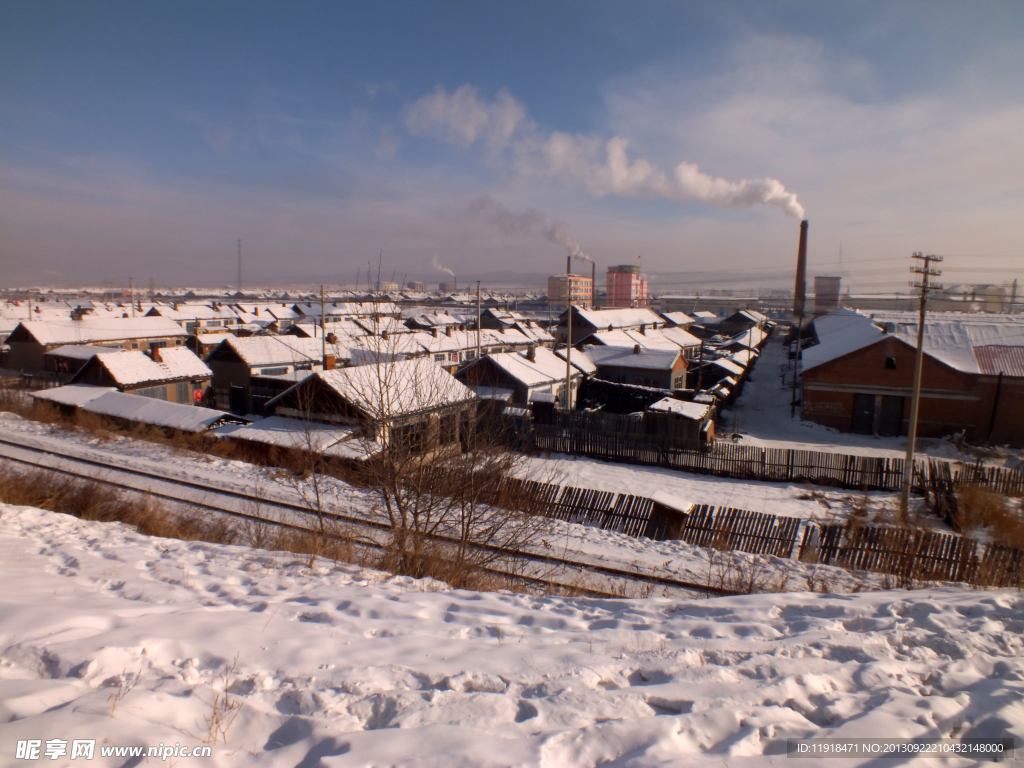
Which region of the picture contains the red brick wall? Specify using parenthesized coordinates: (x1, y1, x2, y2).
(800, 336, 1022, 443)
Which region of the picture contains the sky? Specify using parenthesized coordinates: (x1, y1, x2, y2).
(1, 1, 1023, 292)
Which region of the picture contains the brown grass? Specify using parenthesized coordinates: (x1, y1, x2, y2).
(955, 486, 1024, 550)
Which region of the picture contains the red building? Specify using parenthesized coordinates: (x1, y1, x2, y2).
(606, 265, 649, 308)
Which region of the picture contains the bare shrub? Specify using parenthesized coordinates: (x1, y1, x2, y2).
(705, 550, 791, 595)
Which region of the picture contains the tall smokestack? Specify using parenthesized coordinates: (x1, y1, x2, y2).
(793, 220, 808, 319)
(591, 262, 596, 308)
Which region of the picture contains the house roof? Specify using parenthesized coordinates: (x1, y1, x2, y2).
(584, 345, 682, 371)
(31, 384, 117, 408)
(728, 326, 767, 349)
(552, 346, 598, 375)
(484, 347, 574, 388)
(573, 307, 663, 330)
(213, 415, 367, 458)
(803, 309, 1024, 376)
(659, 311, 694, 327)
(647, 397, 712, 420)
(210, 335, 325, 367)
(75, 348, 211, 387)
(10, 317, 188, 346)
(146, 304, 239, 322)
(710, 358, 745, 376)
(289, 358, 477, 420)
(80, 391, 232, 432)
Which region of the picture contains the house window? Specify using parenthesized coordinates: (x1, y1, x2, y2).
(131, 343, 139, 349)
(439, 412, 457, 443)
(885, 357, 897, 370)
(465, 351, 475, 360)
(392, 420, 426, 452)
(261, 367, 288, 376)
(175, 381, 190, 403)
(434, 354, 445, 362)
(207, 320, 222, 328)
(135, 385, 168, 401)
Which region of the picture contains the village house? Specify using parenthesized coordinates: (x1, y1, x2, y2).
(800, 309, 1024, 445)
(5, 317, 189, 373)
(204, 335, 346, 412)
(557, 306, 665, 345)
(262, 358, 478, 455)
(69, 346, 212, 404)
(456, 346, 584, 408)
(584, 345, 687, 391)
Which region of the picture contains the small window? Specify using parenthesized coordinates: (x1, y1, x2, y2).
(131, 343, 139, 349)
(434, 354, 445, 362)
(885, 357, 897, 370)
(261, 366, 288, 376)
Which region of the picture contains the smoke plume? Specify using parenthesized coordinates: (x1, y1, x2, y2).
(408, 87, 805, 219)
(431, 255, 456, 277)
(469, 196, 591, 263)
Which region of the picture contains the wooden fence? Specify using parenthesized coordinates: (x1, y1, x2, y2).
(533, 423, 1024, 498)
(679, 505, 801, 558)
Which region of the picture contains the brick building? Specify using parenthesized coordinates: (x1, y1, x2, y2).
(606, 265, 649, 308)
(547, 274, 594, 310)
(800, 310, 1024, 445)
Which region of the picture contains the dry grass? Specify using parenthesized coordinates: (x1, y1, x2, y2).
(955, 486, 1024, 550)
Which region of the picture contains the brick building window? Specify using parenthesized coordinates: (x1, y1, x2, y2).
(885, 357, 897, 369)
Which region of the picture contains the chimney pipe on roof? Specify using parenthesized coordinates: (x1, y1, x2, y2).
(527, 344, 536, 362)
(633, 344, 641, 355)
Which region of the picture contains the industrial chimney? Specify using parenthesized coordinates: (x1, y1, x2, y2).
(793, 220, 809, 319)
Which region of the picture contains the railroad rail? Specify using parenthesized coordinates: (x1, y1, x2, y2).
(0, 434, 741, 598)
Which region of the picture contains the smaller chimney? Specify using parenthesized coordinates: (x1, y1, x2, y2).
(633, 344, 641, 355)
(326, 332, 338, 344)
(431, 328, 438, 338)
(445, 326, 452, 337)
(382, 330, 389, 341)
(526, 345, 536, 362)
(324, 354, 337, 370)
(150, 345, 162, 363)
(640, 324, 646, 335)
(254, 307, 259, 316)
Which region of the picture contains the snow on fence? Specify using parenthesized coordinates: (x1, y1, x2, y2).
(533, 424, 1024, 497)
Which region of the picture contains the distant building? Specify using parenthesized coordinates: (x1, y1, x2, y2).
(813, 276, 842, 314)
(439, 282, 458, 292)
(406, 281, 427, 291)
(606, 265, 649, 308)
(375, 281, 399, 292)
(547, 274, 593, 310)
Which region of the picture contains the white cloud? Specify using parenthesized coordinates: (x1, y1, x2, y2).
(404, 85, 532, 152)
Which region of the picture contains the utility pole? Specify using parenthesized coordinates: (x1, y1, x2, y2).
(130, 278, 136, 318)
(900, 253, 943, 515)
(237, 238, 242, 294)
(476, 281, 482, 361)
(320, 284, 326, 367)
(695, 338, 705, 391)
(565, 256, 572, 409)
(1010, 278, 1018, 314)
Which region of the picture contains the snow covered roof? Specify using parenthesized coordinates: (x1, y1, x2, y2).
(11, 317, 188, 346)
(804, 308, 1024, 376)
(584, 345, 682, 371)
(31, 384, 117, 408)
(196, 332, 236, 344)
(472, 386, 515, 401)
(213, 415, 367, 458)
(710, 358, 745, 376)
(647, 397, 712, 420)
(802, 310, 885, 371)
(728, 327, 767, 349)
(574, 307, 663, 330)
(79, 348, 211, 387)
(659, 311, 694, 327)
(210, 336, 323, 367)
(305, 358, 477, 419)
(693, 311, 718, 321)
(553, 347, 598, 375)
(80, 391, 231, 432)
(727, 349, 757, 367)
(147, 304, 239, 322)
(485, 347, 574, 388)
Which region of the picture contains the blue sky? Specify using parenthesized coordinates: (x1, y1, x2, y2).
(2, 1, 1023, 290)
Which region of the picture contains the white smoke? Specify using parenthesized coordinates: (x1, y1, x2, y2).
(431, 255, 456, 278)
(407, 87, 805, 219)
(469, 196, 591, 263)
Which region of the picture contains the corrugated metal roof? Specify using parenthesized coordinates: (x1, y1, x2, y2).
(974, 346, 1024, 377)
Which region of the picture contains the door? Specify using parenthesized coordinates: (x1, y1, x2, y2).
(851, 393, 875, 435)
(878, 395, 904, 437)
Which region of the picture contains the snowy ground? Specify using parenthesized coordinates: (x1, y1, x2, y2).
(724, 336, 1011, 464)
(2, 504, 1023, 768)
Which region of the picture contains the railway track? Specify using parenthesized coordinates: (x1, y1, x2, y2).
(0, 432, 740, 598)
